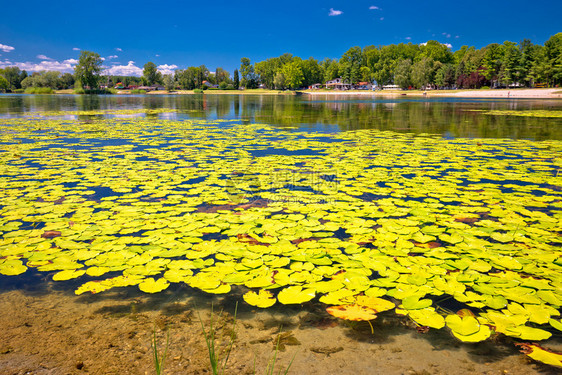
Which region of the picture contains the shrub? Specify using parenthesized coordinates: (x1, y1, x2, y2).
(24, 87, 54, 94)
(73, 88, 117, 95)
(226, 84, 234, 90)
(130, 89, 147, 94)
(219, 82, 228, 90)
(480, 86, 491, 90)
(194, 89, 204, 94)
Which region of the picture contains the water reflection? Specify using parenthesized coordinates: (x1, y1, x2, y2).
(0, 94, 561, 140)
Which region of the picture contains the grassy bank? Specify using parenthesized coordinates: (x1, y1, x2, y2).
(145, 89, 297, 95)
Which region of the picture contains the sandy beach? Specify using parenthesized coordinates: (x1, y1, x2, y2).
(303, 88, 562, 99)
(54, 88, 562, 99)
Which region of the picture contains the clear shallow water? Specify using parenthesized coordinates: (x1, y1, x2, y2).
(0, 94, 561, 374)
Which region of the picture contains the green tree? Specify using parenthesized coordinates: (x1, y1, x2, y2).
(411, 57, 438, 89)
(544, 32, 562, 85)
(233, 69, 239, 89)
(43, 71, 61, 89)
(419, 41, 453, 64)
(143, 62, 162, 86)
(255, 57, 282, 89)
(394, 59, 412, 89)
(240, 58, 257, 88)
(519, 39, 536, 87)
(197, 65, 209, 88)
(322, 59, 340, 82)
(0, 75, 8, 92)
(281, 61, 304, 89)
(0, 67, 25, 90)
(163, 74, 175, 91)
(176, 67, 199, 90)
(481, 43, 504, 86)
(340, 46, 362, 83)
(274, 72, 286, 90)
(529, 46, 551, 85)
(434, 64, 456, 88)
(20, 71, 60, 89)
(359, 66, 371, 82)
(74, 51, 103, 89)
(301, 57, 324, 86)
(60, 73, 75, 89)
(499, 41, 522, 86)
(215, 67, 230, 84)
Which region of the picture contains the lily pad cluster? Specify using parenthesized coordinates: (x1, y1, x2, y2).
(479, 109, 562, 118)
(1, 111, 561, 352)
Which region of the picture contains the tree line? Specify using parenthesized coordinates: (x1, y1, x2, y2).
(1, 32, 561, 93)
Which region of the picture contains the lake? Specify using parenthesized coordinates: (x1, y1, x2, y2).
(0, 93, 561, 374)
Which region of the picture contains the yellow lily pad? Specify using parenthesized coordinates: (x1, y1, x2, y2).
(243, 289, 276, 308)
(326, 304, 378, 321)
(277, 286, 316, 305)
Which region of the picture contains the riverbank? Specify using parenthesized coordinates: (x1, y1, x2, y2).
(145, 89, 295, 95)
(50, 87, 562, 99)
(303, 88, 562, 99)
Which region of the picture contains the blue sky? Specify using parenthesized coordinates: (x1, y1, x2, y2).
(0, 0, 560, 76)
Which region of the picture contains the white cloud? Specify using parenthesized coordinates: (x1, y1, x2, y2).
(64, 58, 78, 64)
(155, 54, 160, 57)
(420, 42, 453, 49)
(37, 54, 53, 61)
(328, 8, 343, 16)
(0, 59, 77, 73)
(455, 35, 460, 39)
(107, 55, 118, 59)
(73, 47, 80, 51)
(157, 64, 178, 75)
(0, 43, 15, 53)
(369, 5, 379, 10)
(442, 32, 451, 38)
(405, 37, 412, 40)
(380, 17, 384, 21)
(104, 61, 142, 76)
(115, 47, 122, 52)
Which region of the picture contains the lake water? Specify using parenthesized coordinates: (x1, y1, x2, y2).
(0, 93, 561, 375)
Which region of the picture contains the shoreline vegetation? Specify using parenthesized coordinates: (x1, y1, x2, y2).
(50, 87, 562, 99)
(1, 33, 561, 96)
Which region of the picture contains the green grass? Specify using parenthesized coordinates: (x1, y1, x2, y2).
(198, 302, 238, 375)
(197, 303, 295, 375)
(264, 332, 296, 375)
(74, 88, 116, 95)
(152, 329, 169, 375)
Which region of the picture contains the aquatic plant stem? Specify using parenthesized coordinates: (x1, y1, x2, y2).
(152, 328, 169, 375)
(198, 302, 238, 375)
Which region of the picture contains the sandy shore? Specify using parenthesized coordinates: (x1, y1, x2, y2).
(1, 283, 558, 375)
(303, 88, 562, 99)
(52, 88, 562, 99)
